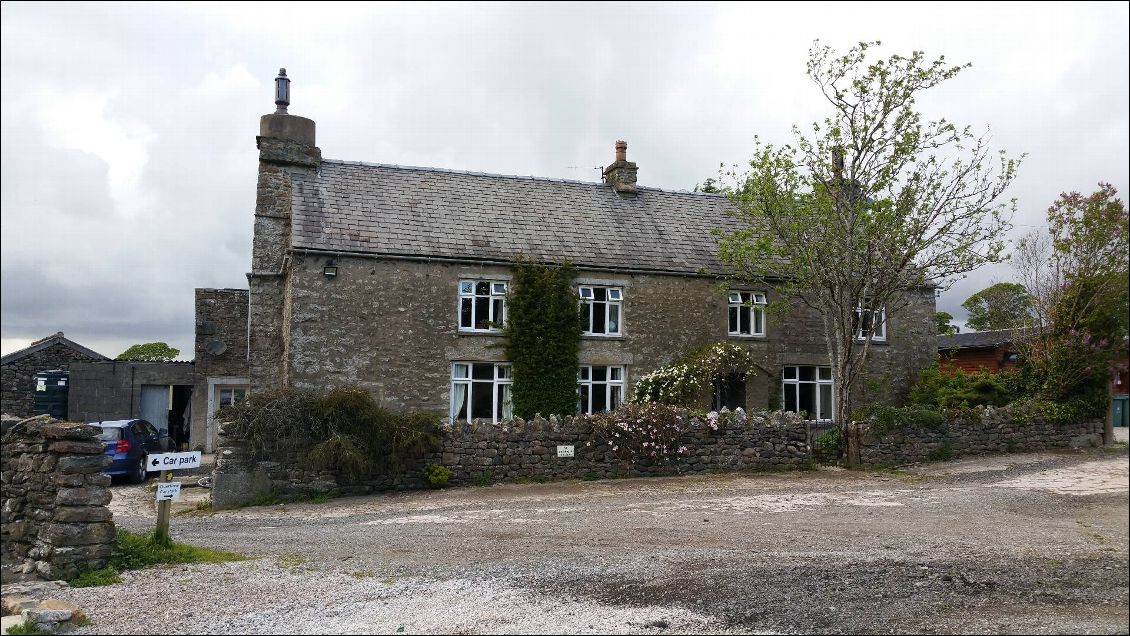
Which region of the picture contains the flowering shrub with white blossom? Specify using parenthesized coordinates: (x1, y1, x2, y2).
(631, 342, 754, 406)
(586, 402, 689, 464)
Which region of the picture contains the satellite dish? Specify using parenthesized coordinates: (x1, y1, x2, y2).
(205, 340, 227, 355)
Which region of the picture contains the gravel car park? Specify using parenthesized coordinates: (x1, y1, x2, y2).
(53, 446, 1130, 634)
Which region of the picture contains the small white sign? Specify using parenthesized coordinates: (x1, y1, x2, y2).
(36, 381, 46, 392)
(147, 451, 202, 472)
(557, 445, 575, 458)
(155, 482, 182, 501)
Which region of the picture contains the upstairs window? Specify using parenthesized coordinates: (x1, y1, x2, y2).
(782, 366, 833, 421)
(855, 304, 886, 341)
(459, 280, 507, 332)
(728, 291, 767, 336)
(451, 362, 512, 423)
(578, 365, 624, 414)
(579, 286, 623, 336)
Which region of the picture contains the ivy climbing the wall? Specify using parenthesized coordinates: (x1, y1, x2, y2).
(632, 342, 754, 407)
(504, 254, 584, 418)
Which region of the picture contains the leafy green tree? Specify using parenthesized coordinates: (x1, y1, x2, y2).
(961, 282, 1033, 331)
(935, 311, 959, 335)
(714, 41, 1021, 462)
(1014, 183, 1129, 440)
(117, 342, 180, 362)
(504, 254, 584, 418)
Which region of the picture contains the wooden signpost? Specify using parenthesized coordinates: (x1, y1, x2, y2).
(146, 451, 201, 545)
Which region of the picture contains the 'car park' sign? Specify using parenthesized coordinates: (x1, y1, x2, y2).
(147, 451, 202, 472)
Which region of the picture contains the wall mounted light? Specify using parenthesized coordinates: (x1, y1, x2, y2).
(323, 259, 338, 279)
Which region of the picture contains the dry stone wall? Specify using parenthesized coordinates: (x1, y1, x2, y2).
(212, 409, 811, 506)
(858, 407, 1104, 466)
(1, 416, 115, 580)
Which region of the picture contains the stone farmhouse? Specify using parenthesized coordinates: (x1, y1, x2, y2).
(246, 71, 937, 424)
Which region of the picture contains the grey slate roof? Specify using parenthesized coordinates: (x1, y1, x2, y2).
(0, 332, 110, 366)
(937, 328, 1032, 351)
(290, 160, 745, 274)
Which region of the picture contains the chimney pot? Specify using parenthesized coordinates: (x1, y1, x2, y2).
(615, 140, 627, 162)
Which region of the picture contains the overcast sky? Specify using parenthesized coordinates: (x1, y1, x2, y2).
(2, 1, 1127, 358)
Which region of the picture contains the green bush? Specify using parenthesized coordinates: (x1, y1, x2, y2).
(222, 387, 444, 478)
(422, 463, 452, 488)
(68, 566, 121, 588)
(907, 363, 1011, 409)
(927, 443, 955, 461)
(864, 405, 946, 437)
(813, 428, 842, 462)
(504, 254, 584, 418)
(587, 402, 688, 463)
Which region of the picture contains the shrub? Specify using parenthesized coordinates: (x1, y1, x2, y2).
(813, 428, 842, 462)
(907, 363, 1010, 409)
(422, 463, 452, 488)
(864, 405, 946, 437)
(504, 254, 584, 418)
(632, 342, 753, 406)
(927, 443, 955, 461)
(222, 386, 444, 478)
(587, 402, 689, 464)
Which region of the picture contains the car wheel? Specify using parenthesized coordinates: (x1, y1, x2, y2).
(130, 455, 148, 484)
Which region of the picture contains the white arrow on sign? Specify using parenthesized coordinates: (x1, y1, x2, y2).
(155, 482, 182, 501)
(146, 451, 202, 472)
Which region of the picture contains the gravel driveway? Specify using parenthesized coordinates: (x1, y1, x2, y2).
(52, 446, 1130, 634)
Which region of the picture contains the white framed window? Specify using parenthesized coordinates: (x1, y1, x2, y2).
(215, 386, 248, 412)
(579, 286, 622, 336)
(578, 365, 625, 414)
(782, 366, 833, 422)
(451, 362, 512, 423)
(728, 291, 767, 336)
(459, 280, 507, 332)
(855, 304, 886, 341)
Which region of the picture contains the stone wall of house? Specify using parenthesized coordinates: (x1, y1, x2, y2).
(1, 416, 115, 580)
(270, 256, 937, 415)
(2, 343, 106, 419)
(212, 409, 811, 506)
(858, 408, 1104, 466)
(191, 288, 250, 452)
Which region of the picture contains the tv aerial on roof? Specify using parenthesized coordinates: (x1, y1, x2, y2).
(204, 340, 227, 355)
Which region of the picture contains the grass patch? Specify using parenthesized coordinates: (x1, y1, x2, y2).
(174, 498, 214, 517)
(72, 614, 93, 628)
(68, 529, 247, 588)
(277, 553, 307, 569)
(349, 570, 375, 578)
(68, 566, 122, 588)
(222, 490, 339, 510)
(110, 529, 248, 571)
(5, 620, 52, 635)
(470, 473, 493, 487)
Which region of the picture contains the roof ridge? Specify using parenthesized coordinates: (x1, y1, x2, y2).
(318, 158, 726, 197)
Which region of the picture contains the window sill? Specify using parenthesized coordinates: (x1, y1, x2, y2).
(457, 330, 505, 337)
(582, 334, 625, 340)
(727, 334, 767, 339)
(857, 339, 890, 346)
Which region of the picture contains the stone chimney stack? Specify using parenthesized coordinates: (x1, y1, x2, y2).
(603, 140, 638, 195)
(249, 68, 321, 393)
(257, 68, 319, 164)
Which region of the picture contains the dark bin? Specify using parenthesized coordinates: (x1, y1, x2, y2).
(32, 369, 69, 419)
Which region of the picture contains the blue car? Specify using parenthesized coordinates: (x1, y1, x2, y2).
(90, 420, 173, 484)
